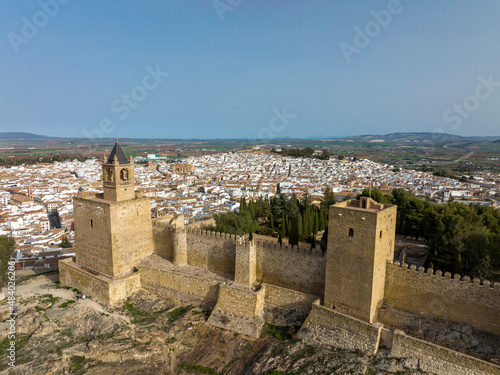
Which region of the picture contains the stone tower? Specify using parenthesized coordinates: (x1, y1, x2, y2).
(72, 140, 153, 279)
(60, 140, 154, 305)
(324, 197, 397, 323)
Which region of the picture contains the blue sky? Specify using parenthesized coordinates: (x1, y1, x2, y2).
(0, 0, 499, 139)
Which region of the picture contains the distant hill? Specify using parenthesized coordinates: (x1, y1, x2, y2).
(0, 132, 48, 139)
(338, 132, 499, 143)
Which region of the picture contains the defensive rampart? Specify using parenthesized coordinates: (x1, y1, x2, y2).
(185, 229, 238, 276)
(298, 300, 382, 354)
(392, 330, 500, 375)
(59, 258, 141, 306)
(255, 240, 325, 296)
(384, 261, 500, 335)
(138, 254, 225, 310)
(261, 283, 319, 327)
(156, 226, 327, 297)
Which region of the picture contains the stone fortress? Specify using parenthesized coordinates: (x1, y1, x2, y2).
(60, 141, 500, 375)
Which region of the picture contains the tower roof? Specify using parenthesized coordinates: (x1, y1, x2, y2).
(106, 140, 130, 164)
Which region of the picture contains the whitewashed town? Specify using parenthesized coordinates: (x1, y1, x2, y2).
(0, 150, 498, 271)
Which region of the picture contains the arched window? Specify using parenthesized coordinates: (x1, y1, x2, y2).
(120, 168, 129, 181)
(348, 228, 354, 237)
(107, 168, 113, 182)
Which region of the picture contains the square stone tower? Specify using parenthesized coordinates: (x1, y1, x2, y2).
(73, 140, 153, 278)
(324, 197, 397, 323)
(60, 140, 154, 305)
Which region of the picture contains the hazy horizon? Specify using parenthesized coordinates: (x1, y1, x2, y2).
(1, 1, 499, 139)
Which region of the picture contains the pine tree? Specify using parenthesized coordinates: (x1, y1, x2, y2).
(60, 237, 72, 248)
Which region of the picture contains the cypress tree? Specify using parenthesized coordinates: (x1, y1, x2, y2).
(323, 209, 329, 230)
(290, 215, 299, 247)
(249, 231, 253, 241)
(319, 208, 325, 230)
(240, 197, 247, 212)
(298, 214, 303, 242)
(313, 209, 319, 234)
(269, 213, 274, 230)
(278, 233, 283, 246)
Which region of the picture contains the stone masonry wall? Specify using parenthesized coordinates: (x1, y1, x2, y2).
(59, 258, 141, 306)
(139, 255, 222, 310)
(391, 330, 500, 375)
(261, 283, 319, 327)
(207, 283, 265, 337)
(185, 229, 237, 276)
(256, 240, 325, 296)
(73, 197, 113, 278)
(152, 217, 175, 261)
(297, 300, 382, 355)
(109, 197, 154, 277)
(384, 261, 500, 335)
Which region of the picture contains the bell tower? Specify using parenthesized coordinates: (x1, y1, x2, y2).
(60, 139, 154, 306)
(102, 140, 136, 202)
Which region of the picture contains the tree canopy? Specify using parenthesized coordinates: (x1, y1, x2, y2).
(0, 236, 16, 284)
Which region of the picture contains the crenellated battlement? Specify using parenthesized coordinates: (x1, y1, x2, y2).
(184, 228, 239, 241)
(386, 260, 498, 290)
(251, 239, 324, 257)
(384, 259, 500, 335)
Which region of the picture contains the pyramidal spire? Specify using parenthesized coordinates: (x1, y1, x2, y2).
(106, 139, 130, 164)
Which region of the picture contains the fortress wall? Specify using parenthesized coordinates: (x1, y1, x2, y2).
(207, 284, 265, 337)
(391, 330, 500, 375)
(73, 197, 113, 278)
(256, 241, 325, 296)
(152, 217, 175, 261)
(110, 197, 154, 277)
(261, 283, 319, 327)
(139, 262, 221, 310)
(59, 258, 141, 306)
(297, 300, 382, 355)
(185, 229, 237, 276)
(384, 261, 500, 335)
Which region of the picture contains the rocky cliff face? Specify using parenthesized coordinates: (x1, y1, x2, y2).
(0, 271, 430, 374)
